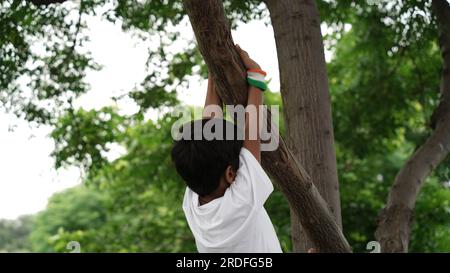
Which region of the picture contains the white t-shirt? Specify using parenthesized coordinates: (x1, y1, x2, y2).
(182, 147, 283, 253)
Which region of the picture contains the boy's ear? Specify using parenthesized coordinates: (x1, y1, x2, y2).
(224, 165, 237, 184)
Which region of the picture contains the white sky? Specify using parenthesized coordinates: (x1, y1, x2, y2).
(0, 14, 292, 220)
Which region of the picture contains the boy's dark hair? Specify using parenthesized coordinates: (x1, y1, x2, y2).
(171, 118, 243, 196)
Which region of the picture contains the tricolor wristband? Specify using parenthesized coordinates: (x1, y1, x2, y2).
(247, 68, 267, 91)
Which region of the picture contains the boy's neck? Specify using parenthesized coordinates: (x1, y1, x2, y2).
(199, 180, 230, 206)
(199, 191, 224, 205)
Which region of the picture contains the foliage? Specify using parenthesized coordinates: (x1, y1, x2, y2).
(50, 106, 128, 172)
(0, 215, 34, 252)
(29, 185, 108, 252)
(0, 0, 101, 124)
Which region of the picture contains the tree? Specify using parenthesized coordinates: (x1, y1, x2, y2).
(183, 0, 350, 253)
(375, 0, 450, 252)
(182, 0, 450, 253)
(2, 0, 450, 253)
(264, 0, 342, 251)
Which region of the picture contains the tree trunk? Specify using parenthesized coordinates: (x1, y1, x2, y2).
(182, 0, 351, 253)
(265, 0, 342, 252)
(375, 0, 450, 253)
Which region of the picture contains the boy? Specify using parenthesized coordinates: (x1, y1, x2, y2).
(171, 45, 282, 253)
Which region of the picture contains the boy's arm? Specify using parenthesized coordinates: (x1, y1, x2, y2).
(203, 74, 223, 118)
(236, 45, 264, 163)
(245, 86, 263, 162)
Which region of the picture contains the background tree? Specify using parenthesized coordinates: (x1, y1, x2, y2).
(264, 0, 342, 251)
(375, 0, 450, 253)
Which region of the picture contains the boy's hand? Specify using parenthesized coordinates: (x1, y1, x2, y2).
(236, 44, 261, 70)
(238, 44, 264, 162)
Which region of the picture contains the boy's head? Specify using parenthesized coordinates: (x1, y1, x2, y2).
(171, 118, 243, 196)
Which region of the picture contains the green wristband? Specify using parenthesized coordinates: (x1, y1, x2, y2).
(247, 77, 267, 91)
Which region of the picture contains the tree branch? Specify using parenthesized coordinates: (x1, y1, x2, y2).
(375, 0, 450, 253)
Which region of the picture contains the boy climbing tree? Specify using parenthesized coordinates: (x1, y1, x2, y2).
(171, 45, 282, 252)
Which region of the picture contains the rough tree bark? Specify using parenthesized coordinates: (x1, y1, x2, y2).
(265, 0, 342, 252)
(375, 0, 450, 253)
(183, 0, 351, 253)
